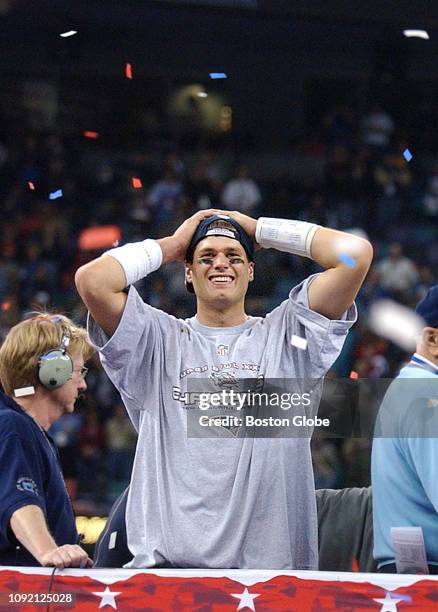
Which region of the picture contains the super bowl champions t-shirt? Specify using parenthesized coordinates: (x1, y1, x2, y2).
(88, 274, 356, 569)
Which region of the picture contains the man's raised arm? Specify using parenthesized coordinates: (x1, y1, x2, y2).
(75, 209, 221, 337)
(307, 227, 373, 319)
(217, 211, 373, 320)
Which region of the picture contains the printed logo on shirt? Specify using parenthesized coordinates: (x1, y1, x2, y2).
(216, 344, 229, 356)
(210, 371, 239, 389)
(16, 477, 39, 495)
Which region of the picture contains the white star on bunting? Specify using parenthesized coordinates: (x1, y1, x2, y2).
(231, 587, 260, 611)
(92, 586, 122, 609)
(373, 591, 404, 612)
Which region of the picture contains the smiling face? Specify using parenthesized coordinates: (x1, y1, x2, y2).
(185, 236, 254, 308)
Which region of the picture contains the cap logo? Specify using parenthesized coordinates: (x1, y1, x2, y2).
(204, 219, 238, 240)
(206, 227, 236, 239)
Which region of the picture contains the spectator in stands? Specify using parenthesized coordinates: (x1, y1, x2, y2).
(187, 157, 223, 211)
(414, 265, 435, 303)
(360, 103, 394, 152)
(322, 104, 356, 149)
(376, 242, 419, 304)
(222, 164, 262, 215)
(422, 161, 438, 220)
(373, 150, 412, 235)
(0, 244, 19, 303)
(147, 168, 184, 234)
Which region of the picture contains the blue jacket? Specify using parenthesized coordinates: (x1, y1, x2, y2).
(0, 391, 77, 565)
(372, 364, 438, 569)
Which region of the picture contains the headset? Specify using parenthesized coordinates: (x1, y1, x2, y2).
(37, 316, 74, 390)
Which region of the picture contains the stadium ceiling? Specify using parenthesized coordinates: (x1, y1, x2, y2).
(130, 0, 438, 26)
(1, 0, 438, 80)
(4, 0, 438, 30)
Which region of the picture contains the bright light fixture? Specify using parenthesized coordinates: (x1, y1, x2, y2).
(403, 29, 429, 40)
(60, 30, 78, 38)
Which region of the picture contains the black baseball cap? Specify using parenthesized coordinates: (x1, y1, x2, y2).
(416, 285, 438, 328)
(185, 214, 254, 294)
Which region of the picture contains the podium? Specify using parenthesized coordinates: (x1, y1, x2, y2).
(1, 566, 437, 610)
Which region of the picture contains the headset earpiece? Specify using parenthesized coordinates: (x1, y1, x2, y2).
(37, 321, 73, 390)
(38, 350, 73, 389)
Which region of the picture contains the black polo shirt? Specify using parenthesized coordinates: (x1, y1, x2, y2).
(0, 391, 77, 565)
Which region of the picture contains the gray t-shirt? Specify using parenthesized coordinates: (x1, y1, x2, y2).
(88, 274, 356, 569)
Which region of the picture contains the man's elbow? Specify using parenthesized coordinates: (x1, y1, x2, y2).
(351, 238, 373, 274)
(75, 261, 105, 301)
(361, 239, 373, 270)
(75, 256, 127, 303)
(75, 264, 92, 298)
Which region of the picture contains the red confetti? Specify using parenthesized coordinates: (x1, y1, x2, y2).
(28, 181, 35, 190)
(1, 302, 11, 312)
(131, 177, 142, 189)
(125, 62, 133, 79)
(83, 130, 99, 139)
(349, 370, 359, 380)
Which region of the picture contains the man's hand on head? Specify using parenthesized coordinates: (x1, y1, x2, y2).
(214, 210, 259, 249)
(158, 209, 221, 264)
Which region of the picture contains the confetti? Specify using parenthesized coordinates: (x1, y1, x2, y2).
(49, 189, 63, 200)
(209, 72, 227, 79)
(1, 301, 10, 311)
(60, 30, 77, 38)
(131, 177, 142, 188)
(83, 130, 99, 139)
(14, 386, 35, 397)
(125, 63, 133, 79)
(403, 148, 413, 162)
(78, 225, 121, 250)
(291, 335, 308, 350)
(368, 300, 424, 351)
(349, 371, 359, 380)
(338, 253, 356, 268)
(403, 29, 429, 40)
(28, 181, 35, 190)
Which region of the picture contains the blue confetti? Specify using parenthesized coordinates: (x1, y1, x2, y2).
(49, 189, 63, 200)
(339, 253, 356, 268)
(403, 148, 413, 162)
(209, 72, 227, 79)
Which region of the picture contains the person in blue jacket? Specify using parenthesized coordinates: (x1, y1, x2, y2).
(0, 313, 94, 568)
(372, 285, 438, 573)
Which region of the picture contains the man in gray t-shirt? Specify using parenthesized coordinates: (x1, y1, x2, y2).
(75, 208, 372, 569)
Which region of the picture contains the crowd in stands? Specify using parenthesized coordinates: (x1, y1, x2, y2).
(0, 101, 436, 514)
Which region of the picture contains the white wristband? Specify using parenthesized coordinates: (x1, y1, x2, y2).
(105, 239, 163, 286)
(255, 217, 320, 259)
